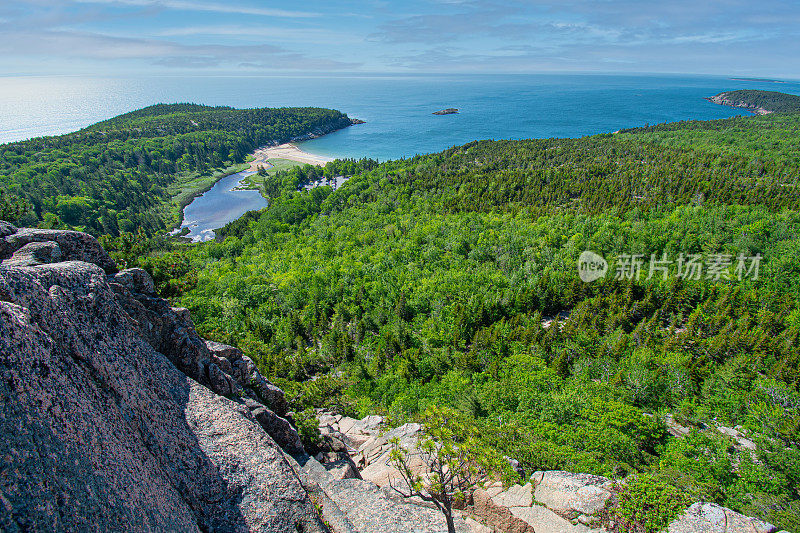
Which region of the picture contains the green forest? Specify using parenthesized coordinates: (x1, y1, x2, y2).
(3, 95, 799, 531)
(148, 110, 799, 531)
(0, 104, 353, 235)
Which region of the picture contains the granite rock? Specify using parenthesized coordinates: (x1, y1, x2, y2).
(667, 502, 777, 533)
(3, 241, 62, 267)
(472, 488, 535, 533)
(531, 470, 614, 517)
(0, 224, 323, 532)
(0, 226, 116, 272)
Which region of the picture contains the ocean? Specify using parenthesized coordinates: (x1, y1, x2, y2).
(2, 73, 799, 161)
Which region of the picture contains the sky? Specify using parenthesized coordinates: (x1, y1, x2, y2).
(1, 0, 799, 78)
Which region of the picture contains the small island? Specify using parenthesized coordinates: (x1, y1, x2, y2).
(433, 108, 459, 115)
(706, 90, 800, 115)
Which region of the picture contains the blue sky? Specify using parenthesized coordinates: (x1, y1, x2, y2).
(1, 0, 799, 77)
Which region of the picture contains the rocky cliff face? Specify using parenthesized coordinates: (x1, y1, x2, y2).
(0, 222, 324, 532)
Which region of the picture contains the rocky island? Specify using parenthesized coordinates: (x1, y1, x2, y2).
(433, 108, 459, 115)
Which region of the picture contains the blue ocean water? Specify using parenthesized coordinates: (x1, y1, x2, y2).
(2, 74, 799, 161)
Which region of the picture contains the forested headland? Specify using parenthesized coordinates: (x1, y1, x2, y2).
(3, 97, 800, 530)
(0, 104, 354, 235)
(707, 89, 800, 114)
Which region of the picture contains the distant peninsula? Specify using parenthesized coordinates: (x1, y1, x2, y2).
(706, 90, 800, 115)
(433, 108, 459, 115)
(729, 77, 785, 83)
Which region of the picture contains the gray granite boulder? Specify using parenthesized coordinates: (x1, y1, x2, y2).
(667, 502, 777, 533)
(472, 488, 535, 533)
(245, 397, 305, 455)
(0, 231, 325, 532)
(326, 478, 474, 533)
(3, 241, 62, 267)
(206, 339, 290, 415)
(531, 470, 615, 518)
(0, 225, 116, 272)
(475, 480, 604, 533)
(319, 451, 362, 481)
(113, 267, 155, 295)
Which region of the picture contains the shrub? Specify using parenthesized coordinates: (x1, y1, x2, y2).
(293, 408, 322, 452)
(610, 473, 691, 533)
(658, 430, 733, 502)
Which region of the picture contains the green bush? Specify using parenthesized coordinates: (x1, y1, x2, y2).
(293, 408, 322, 452)
(611, 473, 691, 533)
(658, 430, 734, 502)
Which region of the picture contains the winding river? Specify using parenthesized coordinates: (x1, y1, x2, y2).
(174, 170, 267, 242)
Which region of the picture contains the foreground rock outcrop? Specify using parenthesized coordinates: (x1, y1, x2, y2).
(303, 458, 477, 533)
(667, 502, 778, 533)
(317, 412, 785, 533)
(0, 223, 323, 532)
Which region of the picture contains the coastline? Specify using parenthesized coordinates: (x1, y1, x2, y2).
(247, 142, 334, 171)
(705, 94, 772, 115)
(245, 115, 362, 171)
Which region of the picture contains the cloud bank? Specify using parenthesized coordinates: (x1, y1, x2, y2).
(1, 0, 798, 76)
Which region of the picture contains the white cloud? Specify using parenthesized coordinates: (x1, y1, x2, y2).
(669, 33, 756, 44)
(154, 24, 361, 44)
(0, 28, 359, 69)
(73, 0, 320, 18)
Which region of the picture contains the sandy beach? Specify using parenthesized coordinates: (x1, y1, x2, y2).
(248, 143, 333, 171)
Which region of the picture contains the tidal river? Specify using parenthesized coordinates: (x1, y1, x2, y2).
(175, 170, 267, 242)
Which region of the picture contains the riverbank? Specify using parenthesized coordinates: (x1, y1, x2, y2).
(175, 169, 267, 242)
(168, 162, 252, 231)
(171, 137, 340, 237)
(248, 143, 333, 171)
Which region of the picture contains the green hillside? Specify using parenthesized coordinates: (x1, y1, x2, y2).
(131, 110, 800, 531)
(6, 100, 798, 530)
(0, 104, 353, 235)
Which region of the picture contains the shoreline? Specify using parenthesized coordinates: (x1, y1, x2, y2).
(173, 116, 357, 233)
(247, 142, 334, 171)
(171, 162, 250, 233)
(705, 94, 772, 116)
